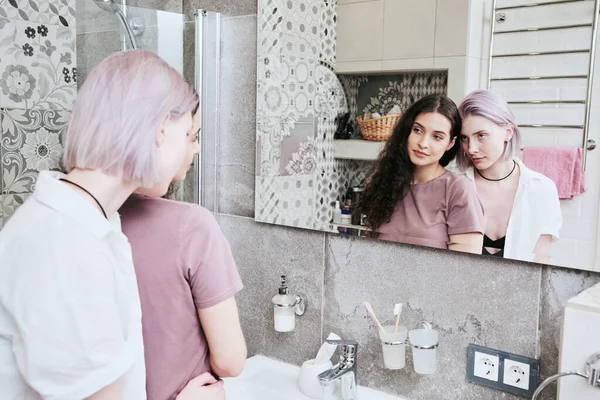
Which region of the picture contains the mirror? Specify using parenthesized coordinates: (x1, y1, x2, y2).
(255, 0, 600, 272)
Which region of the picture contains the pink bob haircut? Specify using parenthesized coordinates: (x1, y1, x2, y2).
(456, 89, 522, 171)
(63, 50, 199, 186)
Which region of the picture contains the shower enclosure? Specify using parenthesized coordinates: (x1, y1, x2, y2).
(75, 0, 220, 207)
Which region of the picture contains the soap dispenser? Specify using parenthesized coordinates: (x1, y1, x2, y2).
(271, 275, 306, 332)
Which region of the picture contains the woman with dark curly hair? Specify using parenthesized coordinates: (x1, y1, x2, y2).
(356, 94, 485, 254)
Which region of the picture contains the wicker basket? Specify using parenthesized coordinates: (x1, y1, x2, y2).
(356, 114, 402, 141)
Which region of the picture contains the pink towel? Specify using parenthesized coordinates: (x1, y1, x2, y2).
(522, 146, 586, 200)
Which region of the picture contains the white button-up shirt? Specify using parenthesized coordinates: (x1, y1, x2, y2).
(465, 158, 563, 262)
(0, 171, 146, 400)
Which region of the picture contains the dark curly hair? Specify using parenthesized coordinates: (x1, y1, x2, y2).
(355, 94, 461, 232)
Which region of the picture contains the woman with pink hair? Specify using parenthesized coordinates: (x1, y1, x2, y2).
(458, 89, 562, 263)
(0, 50, 221, 400)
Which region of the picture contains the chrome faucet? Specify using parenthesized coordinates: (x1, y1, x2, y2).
(318, 339, 358, 400)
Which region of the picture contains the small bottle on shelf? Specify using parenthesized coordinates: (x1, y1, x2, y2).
(340, 205, 352, 226)
(332, 200, 342, 224)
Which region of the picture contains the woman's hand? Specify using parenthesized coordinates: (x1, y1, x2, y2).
(176, 372, 225, 400)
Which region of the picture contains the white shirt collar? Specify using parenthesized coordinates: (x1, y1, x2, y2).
(33, 171, 121, 239)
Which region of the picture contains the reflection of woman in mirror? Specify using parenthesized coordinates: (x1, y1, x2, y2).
(457, 90, 562, 263)
(356, 94, 485, 254)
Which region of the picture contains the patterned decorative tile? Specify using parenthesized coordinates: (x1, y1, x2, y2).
(1, 108, 70, 194)
(0, 17, 76, 110)
(260, 0, 322, 53)
(255, 175, 315, 229)
(257, 51, 316, 119)
(319, 0, 336, 68)
(2, 192, 31, 222)
(358, 72, 448, 115)
(315, 65, 347, 176)
(257, 115, 290, 177)
(0, 0, 76, 28)
(281, 133, 317, 176)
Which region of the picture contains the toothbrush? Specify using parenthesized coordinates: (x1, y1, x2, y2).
(363, 301, 385, 334)
(393, 303, 403, 334)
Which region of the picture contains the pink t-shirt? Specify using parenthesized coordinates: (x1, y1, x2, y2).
(120, 195, 243, 400)
(377, 170, 484, 249)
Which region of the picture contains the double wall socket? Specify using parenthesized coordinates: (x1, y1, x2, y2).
(467, 343, 540, 398)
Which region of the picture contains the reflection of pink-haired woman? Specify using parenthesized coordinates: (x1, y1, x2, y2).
(0, 50, 201, 399)
(458, 89, 562, 263)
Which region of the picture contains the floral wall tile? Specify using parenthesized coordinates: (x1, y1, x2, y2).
(1, 108, 70, 194)
(341, 72, 448, 117)
(0, 0, 76, 28)
(0, 17, 76, 110)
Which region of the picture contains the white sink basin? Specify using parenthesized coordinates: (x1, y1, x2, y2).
(223, 355, 408, 400)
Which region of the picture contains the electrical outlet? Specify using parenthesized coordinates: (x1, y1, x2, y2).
(473, 351, 499, 382)
(503, 358, 533, 391)
(467, 344, 540, 398)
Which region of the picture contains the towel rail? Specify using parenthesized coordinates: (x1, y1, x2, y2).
(497, 0, 588, 11)
(520, 124, 585, 128)
(488, 0, 600, 171)
(507, 100, 586, 104)
(490, 75, 588, 81)
(582, 0, 600, 168)
(494, 23, 592, 34)
(492, 49, 590, 58)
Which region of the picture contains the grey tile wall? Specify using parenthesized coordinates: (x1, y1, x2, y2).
(76, 30, 121, 85)
(182, 0, 256, 17)
(323, 235, 540, 400)
(218, 15, 257, 217)
(219, 213, 325, 365)
(126, 0, 182, 13)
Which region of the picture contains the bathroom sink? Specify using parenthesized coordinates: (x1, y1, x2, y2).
(222, 355, 408, 400)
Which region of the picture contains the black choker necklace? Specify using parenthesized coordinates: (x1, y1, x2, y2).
(476, 160, 517, 182)
(60, 178, 108, 219)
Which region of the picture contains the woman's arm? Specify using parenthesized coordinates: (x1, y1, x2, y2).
(532, 234, 552, 264)
(448, 232, 484, 254)
(198, 297, 247, 377)
(176, 372, 225, 400)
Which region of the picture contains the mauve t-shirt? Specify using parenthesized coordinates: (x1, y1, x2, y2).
(377, 170, 484, 248)
(120, 195, 243, 400)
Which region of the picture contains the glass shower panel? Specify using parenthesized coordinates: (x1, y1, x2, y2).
(75, 0, 188, 84)
(73, 2, 220, 207)
(193, 11, 220, 210)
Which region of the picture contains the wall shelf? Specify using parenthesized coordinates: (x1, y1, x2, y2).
(333, 139, 386, 161)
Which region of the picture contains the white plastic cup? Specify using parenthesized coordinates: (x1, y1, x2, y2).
(409, 328, 439, 374)
(379, 325, 408, 370)
(298, 359, 335, 399)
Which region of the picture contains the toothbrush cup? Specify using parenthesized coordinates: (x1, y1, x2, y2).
(379, 324, 408, 370)
(408, 328, 439, 374)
